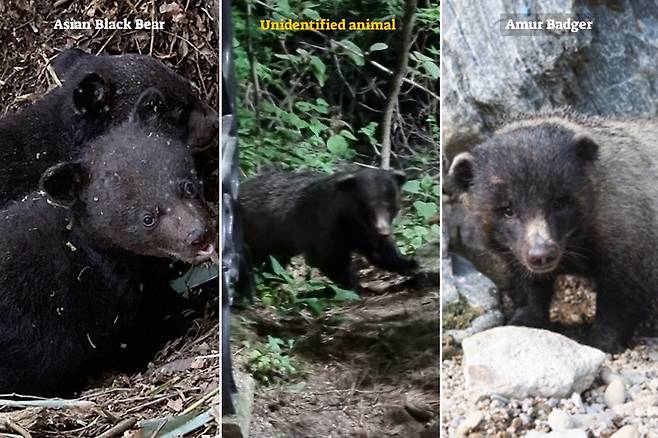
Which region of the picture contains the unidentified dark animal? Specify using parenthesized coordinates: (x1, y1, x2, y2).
(239, 168, 417, 291)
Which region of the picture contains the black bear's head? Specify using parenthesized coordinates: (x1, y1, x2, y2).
(335, 168, 407, 237)
(54, 48, 218, 149)
(448, 121, 599, 275)
(40, 88, 217, 264)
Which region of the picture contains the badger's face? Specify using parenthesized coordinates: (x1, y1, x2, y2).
(448, 123, 598, 275)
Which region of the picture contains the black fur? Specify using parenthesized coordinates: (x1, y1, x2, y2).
(239, 168, 416, 291)
(0, 48, 218, 204)
(0, 90, 216, 394)
(449, 113, 658, 353)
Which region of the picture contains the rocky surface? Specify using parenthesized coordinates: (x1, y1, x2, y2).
(442, 253, 504, 344)
(442, 338, 658, 437)
(442, 0, 658, 159)
(462, 327, 606, 399)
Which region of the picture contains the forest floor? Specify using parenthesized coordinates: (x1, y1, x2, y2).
(233, 265, 439, 437)
(0, 312, 220, 437)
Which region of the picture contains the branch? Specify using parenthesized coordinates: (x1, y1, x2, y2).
(380, 0, 417, 169)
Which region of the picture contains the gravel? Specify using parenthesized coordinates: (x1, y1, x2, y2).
(441, 338, 658, 437)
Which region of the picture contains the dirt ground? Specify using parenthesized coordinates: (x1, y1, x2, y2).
(232, 267, 440, 438)
(0, 309, 220, 437)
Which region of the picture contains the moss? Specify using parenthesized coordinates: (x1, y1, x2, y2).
(442, 297, 484, 330)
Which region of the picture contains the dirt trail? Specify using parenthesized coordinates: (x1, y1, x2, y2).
(233, 270, 439, 438)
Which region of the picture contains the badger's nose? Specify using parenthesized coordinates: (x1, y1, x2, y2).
(527, 243, 559, 271)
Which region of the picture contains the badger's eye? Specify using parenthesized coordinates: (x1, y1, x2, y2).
(552, 195, 570, 211)
(181, 180, 197, 198)
(497, 203, 514, 218)
(142, 213, 157, 228)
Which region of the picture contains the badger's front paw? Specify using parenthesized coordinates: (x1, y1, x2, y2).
(508, 306, 550, 329)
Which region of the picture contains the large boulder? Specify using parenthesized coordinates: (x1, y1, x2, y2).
(442, 0, 658, 159)
(463, 326, 607, 399)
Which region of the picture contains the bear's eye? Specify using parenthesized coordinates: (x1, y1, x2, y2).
(552, 195, 570, 211)
(497, 203, 514, 218)
(142, 213, 158, 228)
(181, 181, 197, 198)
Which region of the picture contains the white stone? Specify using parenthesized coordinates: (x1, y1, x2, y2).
(604, 378, 626, 407)
(548, 408, 574, 430)
(611, 425, 640, 438)
(456, 411, 483, 437)
(525, 429, 587, 438)
(462, 326, 607, 399)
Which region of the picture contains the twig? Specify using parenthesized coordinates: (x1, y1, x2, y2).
(96, 30, 119, 55)
(96, 418, 137, 438)
(149, 0, 156, 56)
(180, 387, 219, 415)
(5, 418, 32, 438)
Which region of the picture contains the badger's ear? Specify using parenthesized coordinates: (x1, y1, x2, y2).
(568, 133, 599, 162)
(335, 173, 356, 191)
(53, 48, 88, 77)
(40, 161, 87, 208)
(131, 87, 167, 125)
(448, 152, 475, 192)
(73, 73, 112, 117)
(392, 170, 406, 187)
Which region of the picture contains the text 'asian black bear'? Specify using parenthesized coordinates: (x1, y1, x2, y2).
(239, 168, 417, 292)
(0, 89, 215, 395)
(0, 48, 218, 204)
(448, 112, 658, 353)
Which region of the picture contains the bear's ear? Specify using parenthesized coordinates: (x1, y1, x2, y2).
(392, 170, 406, 187)
(53, 48, 88, 77)
(448, 152, 476, 192)
(73, 73, 111, 117)
(131, 88, 168, 125)
(40, 161, 88, 208)
(335, 173, 357, 191)
(568, 133, 599, 163)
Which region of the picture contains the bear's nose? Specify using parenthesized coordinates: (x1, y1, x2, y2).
(186, 227, 209, 246)
(527, 243, 559, 271)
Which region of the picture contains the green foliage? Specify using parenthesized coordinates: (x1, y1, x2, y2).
(257, 257, 360, 316)
(394, 173, 439, 254)
(244, 335, 297, 383)
(233, 0, 439, 315)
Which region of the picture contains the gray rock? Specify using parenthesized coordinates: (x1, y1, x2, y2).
(443, 253, 504, 342)
(442, 0, 658, 159)
(462, 326, 607, 399)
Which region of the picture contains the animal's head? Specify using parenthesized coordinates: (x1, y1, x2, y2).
(41, 88, 216, 264)
(448, 122, 598, 274)
(335, 168, 407, 237)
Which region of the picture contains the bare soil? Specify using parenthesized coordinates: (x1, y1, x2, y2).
(233, 268, 439, 438)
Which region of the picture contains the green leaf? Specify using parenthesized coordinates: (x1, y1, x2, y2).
(169, 263, 219, 294)
(327, 134, 349, 155)
(340, 39, 364, 66)
(423, 61, 440, 79)
(340, 129, 357, 141)
(369, 42, 388, 52)
(414, 201, 438, 219)
(309, 56, 327, 86)
(402, 179, 422, 194)
(331, 286, 361, 301)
